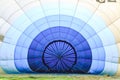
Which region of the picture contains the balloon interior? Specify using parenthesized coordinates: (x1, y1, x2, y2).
(0, 0, 120, 76)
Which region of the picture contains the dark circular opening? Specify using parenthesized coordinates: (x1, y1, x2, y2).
(42, 40, 77, 72)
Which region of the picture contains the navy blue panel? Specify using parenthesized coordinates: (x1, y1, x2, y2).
(28, 26, 92, 73)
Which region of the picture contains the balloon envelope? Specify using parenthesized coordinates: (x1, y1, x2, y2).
(0, 0, 120, 76)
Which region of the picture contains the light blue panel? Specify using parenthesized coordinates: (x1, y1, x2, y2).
(24, 24, 37, 36)
(2, 21, 36, 73)
(92, 35, 103, 48)
(15, 46, 22, 60)
(15, 46, 31, 60)
(70, 23, 83, 32)
(91, 48, 105, 74)
(15, 46, 32, 72)
(105, 45, 119, 62)
(83, 25, 96, 37)
(88, 48, 105, 74)
(0, 43, 18, 73)
(37, 22, 50, 32)
(83, 33, 103, 49)
(47, 15, 59, 21)
(46, 15, 59, 27)
(15, 59, 33, 73)
(40, 0, 59, 15)
(41, 4, 59, 12)
(15, 47, 32, 70)
(0, 43, 15, 59)
(1, 60, 19, 73)
(75, 7, 93, 23)
(12, 14, 32, 32)
(60, 15, 73, 22)
(45, 9, 60, 17)
(101, 62, 118, 75)
(89, 60, 105, 74)
(101, 45, 118, 75)
(60, 9, 76, 16)
(24, 6, 45, 22)
(49, 21, 59, 27)
(16, 34, 33, 48)
(70, 22, 99, 44)
(15, 38, 37, 72)
(34, 18, 47, 27)
(109, 63, 118, 75)
(98, 28, 118, 74)
(46, 15, 85, 30)
(87, 14, 106, 33)
(17, 34, 27, 46)
(80, 29, 91, 39)
(17, 33, 39, 48)
(88, 60, 100, 74)
(48, 21, 81, 31)
(97, 48, 106, 61)
(97, 60, 105, 73)
(33, 17, 50, 32)
(59, 0, 78, 16)
(87, 36, 100, 49)
(4, 27, 21, 45)
(59, 21, 71, 27)
(28, 28, 40, 39)
(59, 0, 77, 11)
(72, 17, 85, 27)
(98, 28, 116, 46)
(22, 37, 33, 48)
(101, 62, 111, 75)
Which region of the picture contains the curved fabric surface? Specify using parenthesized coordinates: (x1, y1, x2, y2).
(0, 0, 119, 76)
(28, 27, 92, 73)
(14, 15, 105, 74)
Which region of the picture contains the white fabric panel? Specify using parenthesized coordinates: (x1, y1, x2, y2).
(98, 2, 120, 25)
(75, 0, 99, 23)
(15, 0, 35, 7)
(0, 18, 10, 35)
(59, 0, 78, 16)
(0, 0, 20, 20)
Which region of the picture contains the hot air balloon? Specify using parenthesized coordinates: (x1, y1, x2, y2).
(0, 0, 120, 76)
